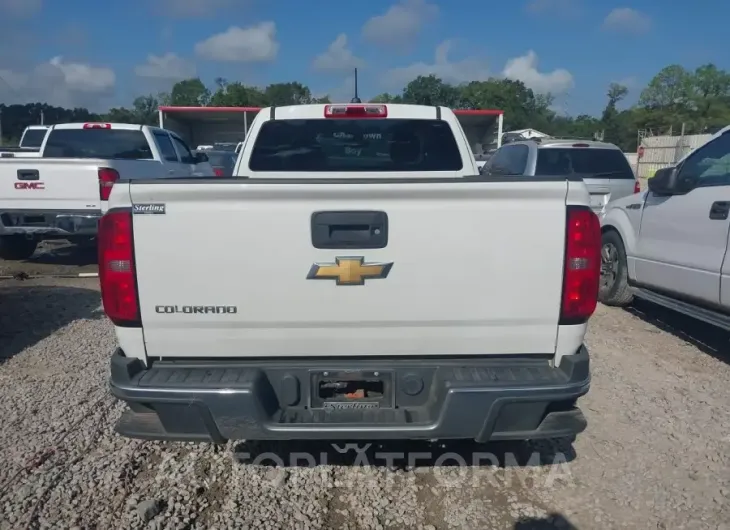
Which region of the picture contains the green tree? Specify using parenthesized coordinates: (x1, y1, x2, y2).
(402, 75, 460, 106)
(600, 83, 630, 146)
(209, 82, 268, 107)
(639, 65, 691, 109)
(264, 82, 314, 106)
(459, 79, 553, 131)
(131, 95, 160, 125)
(370, 93, 403, 103)
(103, 107, 138, 123)
(169, 78, 210, 106)
(687, 64, 730, 131)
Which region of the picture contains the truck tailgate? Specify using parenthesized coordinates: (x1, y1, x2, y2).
(0, 160, 102, 210)
(130, 180, 568, 358)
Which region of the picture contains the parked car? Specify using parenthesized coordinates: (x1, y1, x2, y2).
(599, 125, 730, 330)
(101, 103, 598, 444)
(197, 149, 237, 177)
(481, 138, 640, 214)
(0, 122, 214, 259)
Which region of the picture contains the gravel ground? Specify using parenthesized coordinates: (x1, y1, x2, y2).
(0, 278, 728, 529)
(0, 241, 98, 277)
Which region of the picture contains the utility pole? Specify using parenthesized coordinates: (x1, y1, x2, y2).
(40, 109, 44, 125)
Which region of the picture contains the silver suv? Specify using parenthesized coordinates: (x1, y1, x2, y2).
(481, 138, 640, 212)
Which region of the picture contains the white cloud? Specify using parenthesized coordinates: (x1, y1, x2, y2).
(194, 23, 279, 63)
(157, 0, 249, 17)
(362, 0, 439, 48)
(0, 57, 115, 109)
(602, 8, 652, 34)
(47, 57, 115, 93)
(135, 53, 196, 80)
(0, 0, 42, 18)
(312, 34, 365, 73)
(381, 41, 489, 89)
(382, 44, 573, 95)
(501, 50, 573, 94)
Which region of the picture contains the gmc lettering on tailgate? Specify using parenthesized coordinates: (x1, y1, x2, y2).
(15, 182, 45, 190)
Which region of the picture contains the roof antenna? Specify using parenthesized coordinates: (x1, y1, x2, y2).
(350, 68, 362, 103)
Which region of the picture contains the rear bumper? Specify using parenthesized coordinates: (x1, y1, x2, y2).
(0, 209, 101, 237)
(109, 348, 591, 443)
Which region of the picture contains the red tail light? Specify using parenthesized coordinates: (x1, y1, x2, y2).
(83, 123, 112, 129)
(324, 104, 387, 118)
(634, 180, 641, 193)
(99, 167, 119, 201)
(98, 210, 140, 326)
(560, 206, 601, 324)
(213, 167, 224, 177)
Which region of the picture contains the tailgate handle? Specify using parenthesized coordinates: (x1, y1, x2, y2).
(17, 169, 40, 181)
(311, 211, 388, 249)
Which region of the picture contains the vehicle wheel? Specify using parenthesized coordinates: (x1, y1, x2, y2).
(598, 230, 634, 307)
(0, 235, 38, 261)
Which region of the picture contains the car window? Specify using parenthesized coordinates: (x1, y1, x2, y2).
(206, 151, 237, 170)
(171, 135, 195, 164)
(249, 119, 463, 172)
(153, 132, 179, 163)
(678, 132, 730, 188)
(536, 147, 634, 178)
(42, 129, 153, 160)
(489, 145, 528, 175)
(20, 129, 48, 148)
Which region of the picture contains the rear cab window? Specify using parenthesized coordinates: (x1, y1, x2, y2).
(536, 147, 634, 178)
(248, 118, 463, 172)
(42, 128, 153, 159)
(207, 151, 237, 171)
(20, 129, 48, 149)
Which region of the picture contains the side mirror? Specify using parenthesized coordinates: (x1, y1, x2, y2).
(194, 152, 209, 163)
(648, 166, 682, 195)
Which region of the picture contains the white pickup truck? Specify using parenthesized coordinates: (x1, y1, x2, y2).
(0, 122, 214, 260)
(0, 125, 50, 159)
(103, 103, 600, 444)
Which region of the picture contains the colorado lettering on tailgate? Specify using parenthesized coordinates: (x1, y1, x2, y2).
(155, 305, 238, 314)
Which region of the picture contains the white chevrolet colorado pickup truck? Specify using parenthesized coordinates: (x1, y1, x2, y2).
(0, 122, 214, 260)
(103, 103, 600, 443)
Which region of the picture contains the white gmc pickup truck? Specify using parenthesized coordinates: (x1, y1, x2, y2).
(103, 103, 600, 443)
(0, 122, 214, 260)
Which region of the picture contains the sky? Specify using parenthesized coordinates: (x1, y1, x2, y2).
(0, 0, 727, 116)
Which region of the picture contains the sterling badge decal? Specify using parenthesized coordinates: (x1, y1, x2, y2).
(307, 257, 393, 286)
(133, 203, 166, 215)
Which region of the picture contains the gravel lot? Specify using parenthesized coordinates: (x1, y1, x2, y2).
(0, 277, 728, 529)
(0, 241, 98, 278)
